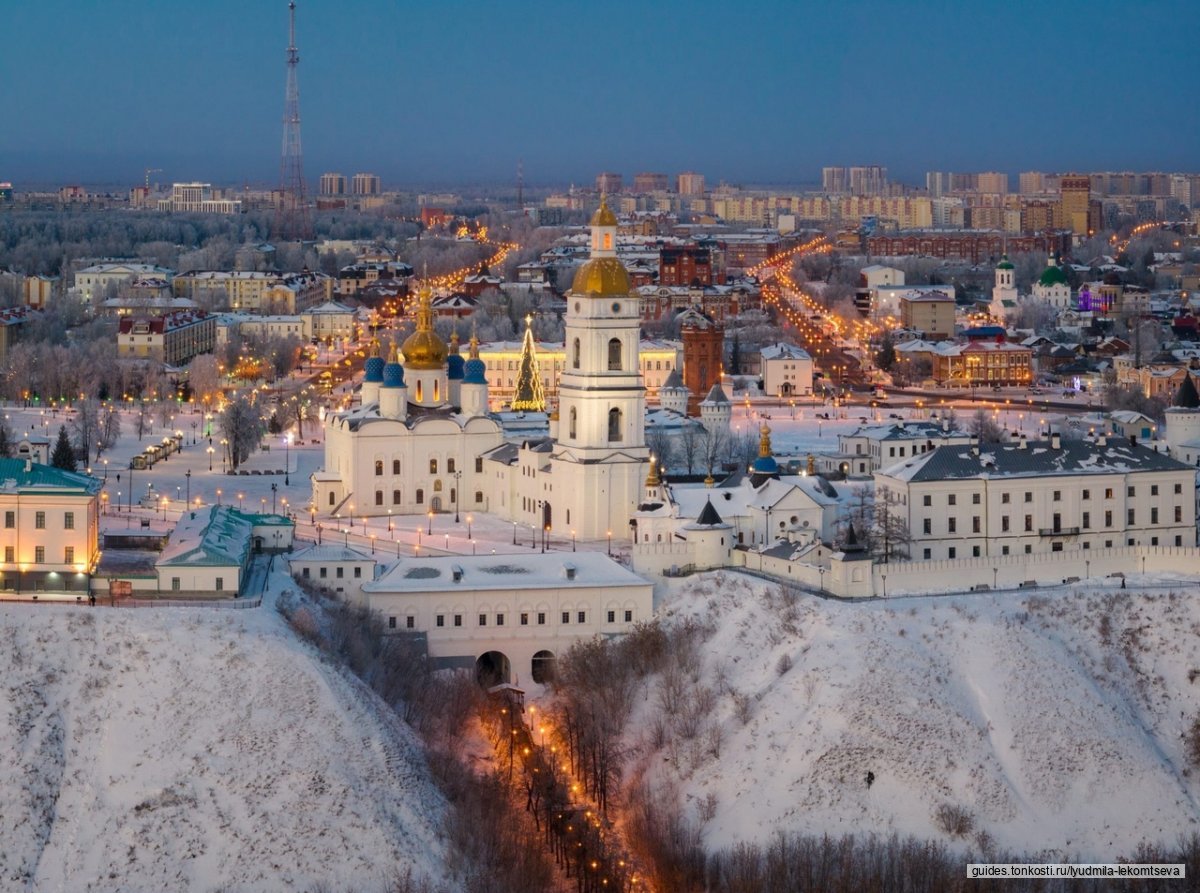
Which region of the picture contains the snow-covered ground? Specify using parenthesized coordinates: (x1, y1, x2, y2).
(620, 572, 1200, 860)
(0, 578, 451, 892)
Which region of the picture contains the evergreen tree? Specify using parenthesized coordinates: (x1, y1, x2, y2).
(729, 334, 742, 375)
(50, 425, 77, 471)
(875, 330, 897, 372)
(0, 415, 14, 458)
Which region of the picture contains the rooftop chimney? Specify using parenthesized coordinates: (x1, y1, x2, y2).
(1019, 435, 1028, 449)
(1097, 433, 1107, 447)
(1051, 432, 1061, 449)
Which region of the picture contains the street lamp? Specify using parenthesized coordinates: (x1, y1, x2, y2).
(270, 482, 277, 515)
(571, 529, 576, 552)
(993, 567, 998, 590)
(185, 469, 191, 506)
(513, 521, 517, 545)
(466, 515, 472, 539)
(216, 488, 222, 506)
(207, 446, 213, 471)
(427, 510, 433, 535)
(452, 469, 461, 522)
(388, 510, 394, 538)
(607, 530, 612, 556)
(238, 493, 244, 512)
(284, 433, 291, 485)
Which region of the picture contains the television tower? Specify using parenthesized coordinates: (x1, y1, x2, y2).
(275, 1, 311, 241)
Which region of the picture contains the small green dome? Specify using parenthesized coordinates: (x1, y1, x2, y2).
(996, 255, 1014, 270)
(1038, 264, 1069, 287)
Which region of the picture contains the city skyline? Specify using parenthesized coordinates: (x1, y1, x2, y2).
(1, 0, 1196, 187)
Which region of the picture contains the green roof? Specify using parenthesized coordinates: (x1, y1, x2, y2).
(1038, 264, 1069, 287)
(0, 459, 102, 495)
(996, 255, 1014, 270)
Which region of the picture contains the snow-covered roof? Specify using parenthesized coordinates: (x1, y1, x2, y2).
(881, 438, 1190, 483)
(363, 552, 648, 594)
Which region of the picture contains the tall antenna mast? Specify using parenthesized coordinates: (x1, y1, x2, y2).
(275, 1, 311, 241)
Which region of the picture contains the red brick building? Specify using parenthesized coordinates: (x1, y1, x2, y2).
(679, 307, 724, 416)
(659, 245, 717, 286)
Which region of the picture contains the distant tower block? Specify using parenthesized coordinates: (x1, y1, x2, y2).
(319, 172, 346, 196)
(352, 173, 381, 196)
(275, 1, 311, 241)
(595, 172, 623, 195)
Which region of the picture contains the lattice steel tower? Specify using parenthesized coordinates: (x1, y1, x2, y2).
(275, 1, 311, 241)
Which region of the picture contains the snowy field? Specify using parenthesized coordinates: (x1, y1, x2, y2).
(0, 582, 451, 892)
(620, 572, 1200, 861)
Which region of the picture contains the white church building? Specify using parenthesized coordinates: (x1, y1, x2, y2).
(314, 198, 694, 542)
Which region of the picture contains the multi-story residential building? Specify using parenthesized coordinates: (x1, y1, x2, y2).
(868, 231, 1071, 264)
(0, 306, 38, 360)
(351, 173, 381, 196)
(633, 172, 669, 193)
(74, 263, 174, 303)
(976, 172, 1009, 194)
(117, 310, 215, 365)
(1060, 175, 1092, 236)
(337, 261, 413, 296)
(1019, 171, 1049, 195)
(659, 245, 717, 286)
(172, 270, 333, 313)
(0, 459, 102, 595)
(156, 182, 242, 214)
(595, 172, 623, 194)
(676, 171, 705, 196)
(899, 291, 956, 340)
(22, 275, 55, 309)
(760, 343, 814, 397)
(319, 172, 347, 196)
(877, 434, 1197, 562)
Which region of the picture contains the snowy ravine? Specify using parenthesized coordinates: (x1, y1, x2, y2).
(0, 602, 450, 893)
(627, 574, 1200, 860)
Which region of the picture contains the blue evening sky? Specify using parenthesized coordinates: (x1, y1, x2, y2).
(1, 0, 1194, 188)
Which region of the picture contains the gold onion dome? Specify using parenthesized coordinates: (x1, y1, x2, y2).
(590, 195, 618, 227)
(401, 283, 448, 370)
(572, 257, 630, 296)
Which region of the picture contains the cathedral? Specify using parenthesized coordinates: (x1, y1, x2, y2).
(313, 198, 660, 540)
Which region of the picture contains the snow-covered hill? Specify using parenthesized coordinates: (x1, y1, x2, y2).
(627, 574, 1200, 860)
(0, 602, 450, 893)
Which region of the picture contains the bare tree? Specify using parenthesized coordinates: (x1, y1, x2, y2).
(219, 395, 265, 470)
(677, 426, 700, 475)
(872, 486, 912, 563)
(646, 428, 675, 474)
(187, 354, 222, 406)
(98, 405, 122, 457)
(71, 399, 100, 462)
(968, 408, 1006, 443)
(135, 402, 152, 441)
(701, 426, 729, 479)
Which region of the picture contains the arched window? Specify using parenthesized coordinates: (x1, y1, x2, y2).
(569, 407, 577, 439)
(392, 489, 401, 504)
(392, 459, 400, 474)
(608, 407, 622, 442)
(572, 338, 581, 369)
(374, 460, 383, 476)
(328, 492, 335, 506)
(415, 380, 423, 402)
(603, 233, 612, 250)
(375, 490, 383, 506)
(608, 338, 622, 371)
(475, 490, 483, 503)
(433, 380, 440, 402)
(415, 489, 424, 505)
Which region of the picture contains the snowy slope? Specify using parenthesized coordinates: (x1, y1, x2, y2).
(0, 602, 450, 893)
(626, 574, 1200, 860)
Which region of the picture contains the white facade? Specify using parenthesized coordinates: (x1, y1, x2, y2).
(360, 552, 653, 684)
(74, 263, 174, 303)
(760, 343, 814, 397)
(878, 434, 1197, 562)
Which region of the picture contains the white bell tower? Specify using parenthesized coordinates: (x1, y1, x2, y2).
(547, 196, 649, 538)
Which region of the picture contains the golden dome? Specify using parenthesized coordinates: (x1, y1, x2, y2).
(401, 330, 448, 369)
(401, 283, 448, 370)
(591, 195, 618, 227)
(571, 256, 630, 296)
